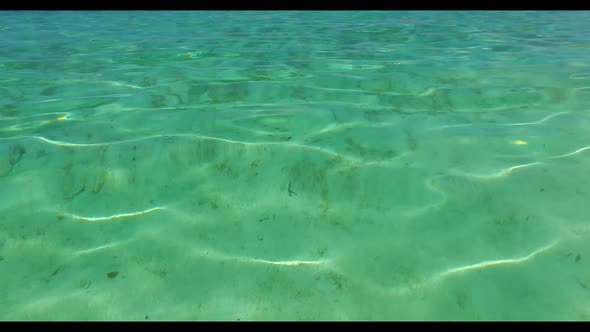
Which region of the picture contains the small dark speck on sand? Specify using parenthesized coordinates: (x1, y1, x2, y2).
(107, 271, 119, 279)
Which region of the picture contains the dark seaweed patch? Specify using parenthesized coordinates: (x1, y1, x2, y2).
(8, 143, 26, 166)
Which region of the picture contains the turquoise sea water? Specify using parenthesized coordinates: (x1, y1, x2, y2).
(1, 11, 590, 321)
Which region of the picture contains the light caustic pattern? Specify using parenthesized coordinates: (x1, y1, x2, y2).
(65, 197, 563, 299)
(66, 206, 167, 222)
(2, 11, 590, 320)
(69, 201, 559, 298)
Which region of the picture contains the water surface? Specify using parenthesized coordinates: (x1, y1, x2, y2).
(1, 11, 590, 320)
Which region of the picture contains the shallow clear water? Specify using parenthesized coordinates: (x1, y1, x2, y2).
(1, 11, 590, 321)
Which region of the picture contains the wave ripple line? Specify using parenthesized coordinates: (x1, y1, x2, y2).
(439, 240, 559, 278)
(68, 206, 166, 222)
